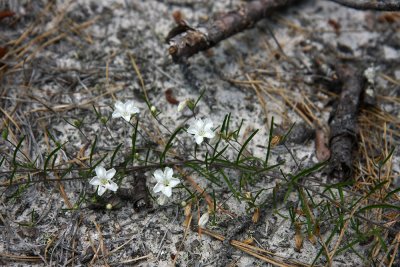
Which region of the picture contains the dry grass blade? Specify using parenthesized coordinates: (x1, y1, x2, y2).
(175, 166, 216, 212)
(328, 201, 362, 261)
(196, 227, 312, 267)
(56, 173, 73, 209)
(386, 233, 400, 267)
(0, 252, 41, 262)
(172, 214, 193, 265)
(0, 106, 21, 132)
(129, 53, 150, 105)
(109, 254, 153, 266)
(246, 74, 271, 128)
(28, 85, 124, 113)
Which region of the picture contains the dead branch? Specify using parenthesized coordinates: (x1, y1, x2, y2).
(329, 0, 400, 11)
(166, 0, 299, 63)
(328, 64, 365, 179)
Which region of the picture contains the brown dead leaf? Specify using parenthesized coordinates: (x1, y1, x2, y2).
(183, 202, 192, 227)
(294, 222, 303, 252)
(308, 234, 317, 245)
(184, 202, 192, 217)
(0, 46, 7, 59)
(294, 233, 303, 252)
(270, 135, 282, 147)
(0, 10, 14, 21)
(252, 207, 260, 224)
(378, 12, 400, 24)
(328, 19, 341, 34)
(165, 88, 179, 105)
(172, 10, 185, 25)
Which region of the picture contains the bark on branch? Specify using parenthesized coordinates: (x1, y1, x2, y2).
(328, 64, 365, 179)
(166, 0, 299, 63)
(329, 0, 400, 11)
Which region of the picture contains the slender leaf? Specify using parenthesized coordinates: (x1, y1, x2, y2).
(110, 143, 123, 166)
(89, 136, 97, 166)
(384, 187, 400, 201)
(160, 127, 183, 164)
(219, 169, 240, 201)
(210, 145, 229, 165)
(378, 146, 395, 168)
(131, 119, 139, 164)
(264, 117, 274, 166)
(236, 129, 259, 164)
(12, 136, 26, 166)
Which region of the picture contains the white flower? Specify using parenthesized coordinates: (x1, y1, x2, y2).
(187, 118, 215, 145)
(153, 167, 180, 197)
(112, 100, 139, 122)
(198, 212, 210, 227)
(89, 166, 118, 196)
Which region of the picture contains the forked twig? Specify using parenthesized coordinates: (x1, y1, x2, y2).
(166, 0, 299, 63)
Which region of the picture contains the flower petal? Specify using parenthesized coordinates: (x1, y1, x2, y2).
(114, 101, 124, 111)
(164, 167, 173, 180)
(161, 186, 172, 197)
(204, 130, 215, 139)
(153, 169, 164, 182)
(125, 101, 140, 115)
(112, 110, 122, 118)
(187, 125, 197, 135)
(89, 177, 101, 186)
(195, 118, 204, 129)
(97, 186, 107, 196)
(131, 107, 140, 114)
(153, 183, 163, 193)
(169, 178, 180, 188)
(95, 166, 106, 178)
(106, 168, 116, 180)
(195, 135, 204, 145)
(106, 181, 118, 192)
(122, 114, 131, 122)
(204, 124, 214, 133)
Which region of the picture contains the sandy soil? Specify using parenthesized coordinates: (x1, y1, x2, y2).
(0, 0, 399, 266)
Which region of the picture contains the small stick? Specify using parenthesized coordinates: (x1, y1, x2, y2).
(166, 0, 299, 63)
(328, 64, 365, 179)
